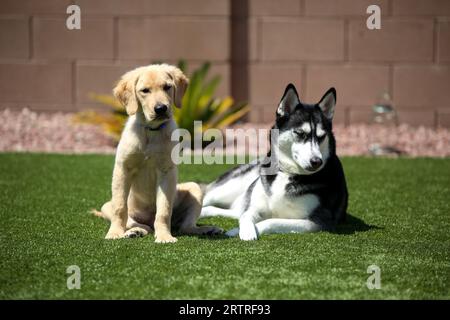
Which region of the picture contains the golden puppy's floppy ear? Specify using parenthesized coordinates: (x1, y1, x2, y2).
(164, 65, 189, 108)
(113, 68, 142, 115)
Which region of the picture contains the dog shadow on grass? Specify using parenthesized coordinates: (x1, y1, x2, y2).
(194, 212, 380, 240)
(334, 213, 381, 235)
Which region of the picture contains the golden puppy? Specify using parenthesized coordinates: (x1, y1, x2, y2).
(94, 64, 221, 243)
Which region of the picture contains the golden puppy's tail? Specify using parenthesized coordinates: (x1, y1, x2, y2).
(90, 208, 105, 219)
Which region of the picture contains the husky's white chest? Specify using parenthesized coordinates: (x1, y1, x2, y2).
(268, 173, 319, 219)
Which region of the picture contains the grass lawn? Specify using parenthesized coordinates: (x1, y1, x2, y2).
(0, 153, 449, 299)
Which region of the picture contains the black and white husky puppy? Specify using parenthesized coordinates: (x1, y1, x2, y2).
(201, 84, 348, 240)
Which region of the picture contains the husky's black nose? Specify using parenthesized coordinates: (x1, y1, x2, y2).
(155, 104, 168, 115)
(310, 157, 323, 170)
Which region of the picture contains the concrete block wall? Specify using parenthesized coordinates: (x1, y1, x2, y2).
(0, 0, 230, 112)
(245, 0, 450, 127)
(0, 0, 449, 127)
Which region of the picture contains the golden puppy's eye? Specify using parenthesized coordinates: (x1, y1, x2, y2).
(163, 84, 172, 91)
(141, 88, 150, 94)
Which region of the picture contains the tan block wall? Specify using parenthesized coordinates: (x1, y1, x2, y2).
(246, 0, 450, 127)
(0, 0, 230, 112)
(0, 0, 449, 127)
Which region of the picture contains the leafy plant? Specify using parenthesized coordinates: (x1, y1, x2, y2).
(72, 95, 126, 141)
(73, 61, 250, 143)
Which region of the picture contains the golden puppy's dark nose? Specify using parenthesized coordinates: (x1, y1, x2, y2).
(155, 104, 168, 116)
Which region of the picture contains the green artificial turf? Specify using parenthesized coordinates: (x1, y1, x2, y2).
(0, 153, 449, 299)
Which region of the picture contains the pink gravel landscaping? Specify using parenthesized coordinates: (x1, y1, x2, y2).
(0, 108, 449, 157)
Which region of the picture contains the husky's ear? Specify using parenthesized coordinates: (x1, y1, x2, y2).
(277, 83, 300, 117)
(318, 87, 336, 120)
(113, 68, 143, 115)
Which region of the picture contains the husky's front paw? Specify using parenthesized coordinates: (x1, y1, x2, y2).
(225, 227, 239, 237)
(239, 222, 258, 241)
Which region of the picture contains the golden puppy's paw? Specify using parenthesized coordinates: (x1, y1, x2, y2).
(105, 227, 125, 239)
(124, 228, 146, 238)
(155, 233, 178, 243)
(105, 232, 123, 239)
